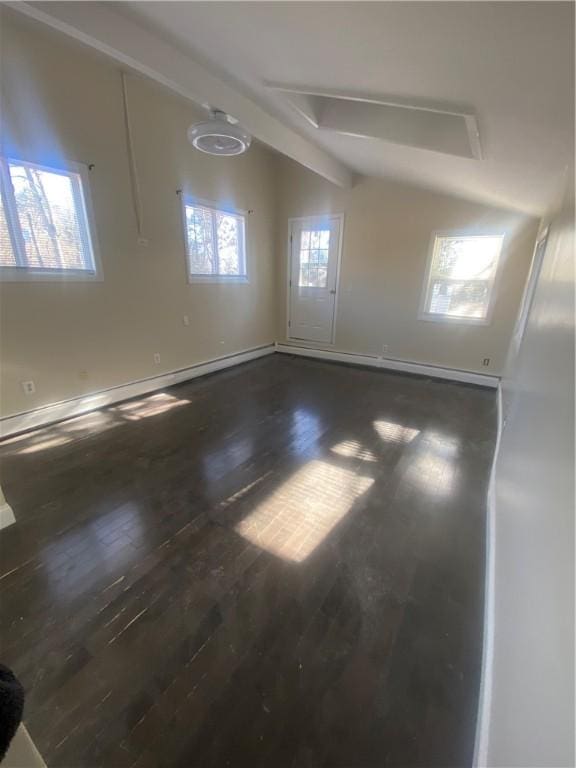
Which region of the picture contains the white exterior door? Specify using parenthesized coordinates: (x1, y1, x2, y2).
(288, 216, 342, 343)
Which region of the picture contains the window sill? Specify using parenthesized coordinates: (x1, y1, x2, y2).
(0, 268, 102, 283)
(188, 275, 249, 285)
(418, 312, 490, 327)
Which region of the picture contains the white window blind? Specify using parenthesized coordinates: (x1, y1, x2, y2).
(0, 157, 97, 278)
(421, 234, 504, 323)
(183, 199, 246, 282)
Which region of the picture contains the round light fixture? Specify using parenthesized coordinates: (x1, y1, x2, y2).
(187, 110, 252, 156)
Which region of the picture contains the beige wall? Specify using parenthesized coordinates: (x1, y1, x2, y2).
(276, 157, 538, 375)
(0, 10, 278, 417)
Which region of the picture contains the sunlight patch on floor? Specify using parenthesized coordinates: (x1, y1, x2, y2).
(235, 459, 374, 562)
(59, 410, 119, 433)
(3, 394, 191, 456)
(18, 435, 72, 454)
(114, 393, 190, 420)
(374, 419, 419, 443)
(3, 412, 120, 455)
(330, 439, 378, 462)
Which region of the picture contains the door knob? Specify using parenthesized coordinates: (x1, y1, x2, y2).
(330, 289, 336, 295)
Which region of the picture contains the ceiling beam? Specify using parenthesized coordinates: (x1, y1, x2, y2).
(7, 1, 353, 189)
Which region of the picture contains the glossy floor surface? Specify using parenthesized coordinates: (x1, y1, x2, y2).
(0, 355, 496, 767)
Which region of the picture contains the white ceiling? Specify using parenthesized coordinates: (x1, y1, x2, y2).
(118, 1, 574, 216)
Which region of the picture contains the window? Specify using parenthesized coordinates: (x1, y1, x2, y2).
(298, 228, 330, 288)
(182, 198, 246, 282)
(420, 233, 504, 324)
(0, 157, 98, 280)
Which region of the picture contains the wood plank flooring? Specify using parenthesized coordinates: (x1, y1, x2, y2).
(0, 355, 496, 767)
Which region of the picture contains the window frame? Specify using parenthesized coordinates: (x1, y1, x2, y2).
(181, 195, 248, 284)
(418, 229, 505, 326)
(0, 156, 102, 282)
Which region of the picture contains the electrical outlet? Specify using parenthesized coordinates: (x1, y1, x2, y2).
(183, 315, 190, 327)
(382, 344, 389, 355)
(153, 353, 161, 365)
(482, 358, 490, 367)
(137, 237, 149, 247)
(21, 380, 36, 395)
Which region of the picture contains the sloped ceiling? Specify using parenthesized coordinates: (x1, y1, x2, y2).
(9, 0, 352, 188)
(119, 1, 574, 215)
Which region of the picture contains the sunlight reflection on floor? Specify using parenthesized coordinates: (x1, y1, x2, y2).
(39, 502, 145, 600)
(235, 459, 374, 562)
(202, 435, 255, 485)
(289, 407, 324, 456)
(406, 432, 460, 496)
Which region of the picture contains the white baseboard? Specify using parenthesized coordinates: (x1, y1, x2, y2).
(0, 341, 497, 440)
(3, 724, 47, 768)
(473, 382, 503, 767)
(276, 343, 499, 388)
(0, 502, 16, 530)
(0, 344, 275, 439)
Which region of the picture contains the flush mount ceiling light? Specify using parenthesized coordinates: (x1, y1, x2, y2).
(187, 109, 252, 156)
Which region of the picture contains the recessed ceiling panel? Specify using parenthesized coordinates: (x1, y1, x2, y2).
(267, 86, 482, 160)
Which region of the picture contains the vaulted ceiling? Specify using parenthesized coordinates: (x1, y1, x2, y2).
(15, 2, 575, 215)
(119, 1, 575, 215)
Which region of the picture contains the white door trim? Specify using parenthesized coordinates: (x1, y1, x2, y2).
(286, 213, 345, 345)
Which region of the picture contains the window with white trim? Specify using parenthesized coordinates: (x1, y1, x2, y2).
(182, 198, 247, 282)
(0, 157, 98, 279)
(420, 233, 504, 323)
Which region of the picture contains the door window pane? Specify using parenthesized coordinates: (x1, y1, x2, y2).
(299, 228, 330, 287)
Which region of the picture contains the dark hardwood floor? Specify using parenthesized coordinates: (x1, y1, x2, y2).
(0, 354, 496, 767)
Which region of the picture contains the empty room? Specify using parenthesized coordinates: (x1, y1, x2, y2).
(0, 2, 573, 767)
